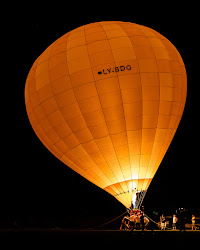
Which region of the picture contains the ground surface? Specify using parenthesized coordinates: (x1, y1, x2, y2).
(0, 229, 199, 246)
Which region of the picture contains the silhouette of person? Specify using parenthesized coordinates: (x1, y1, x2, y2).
(179, 209, 185, 232)
(140, 212, 145, 231)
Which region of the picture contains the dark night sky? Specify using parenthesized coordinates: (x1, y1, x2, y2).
(2, 6, 199, 228)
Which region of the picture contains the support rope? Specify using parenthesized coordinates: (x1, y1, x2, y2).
(82, 210, 128, 230)
(82, 208, 172, 231)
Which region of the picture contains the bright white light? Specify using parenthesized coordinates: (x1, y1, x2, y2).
(132, 191, 141, 208)
(128, 181, 137, 192)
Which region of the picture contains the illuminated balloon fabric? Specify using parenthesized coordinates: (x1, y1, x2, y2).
(25, 21, 187, 208)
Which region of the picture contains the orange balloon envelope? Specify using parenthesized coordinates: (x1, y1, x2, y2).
(25, 21, 187, 208)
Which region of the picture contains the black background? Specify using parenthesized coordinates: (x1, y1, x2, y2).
(1, 5, 199, 229)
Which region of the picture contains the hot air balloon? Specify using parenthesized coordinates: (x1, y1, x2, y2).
(24, 21, 187, 209)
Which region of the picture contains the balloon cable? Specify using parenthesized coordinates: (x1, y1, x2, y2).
(81, 209, 172, 230)
(81, 210, 128, 230)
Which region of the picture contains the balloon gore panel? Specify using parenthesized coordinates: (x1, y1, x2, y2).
(25, 21, 187, 208)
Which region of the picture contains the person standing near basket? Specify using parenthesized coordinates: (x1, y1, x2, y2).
(191, 215, 196, 230)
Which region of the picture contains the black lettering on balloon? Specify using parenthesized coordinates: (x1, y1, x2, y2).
(126, 65, 131, 70)
(115, 67, 119, 72)
(98, 65, 132, 76)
